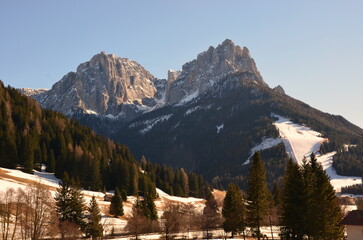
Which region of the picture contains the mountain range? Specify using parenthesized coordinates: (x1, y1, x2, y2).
(21, 39, 363, 188)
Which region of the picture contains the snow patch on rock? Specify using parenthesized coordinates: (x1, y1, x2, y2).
(216, 124, 224, 134)
(129, 114, 173, 134)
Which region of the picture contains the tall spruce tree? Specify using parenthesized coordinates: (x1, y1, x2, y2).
(141, 193, 158, 220)
(306, 153, 343, 239)
(280, 159, 306, 240)
(109, 187, 124, 217)
(222, 183, 246, 238)
(86, 196, 103, 239)
(46, 149, 56, 173)
(280, 154, 344, 240)
(55, 173, 86, 235)
(246, 152, 270, 240)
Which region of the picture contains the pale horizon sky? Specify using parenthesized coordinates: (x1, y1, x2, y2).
(1, 1, 363, 128)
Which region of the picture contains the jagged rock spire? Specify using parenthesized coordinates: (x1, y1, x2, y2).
(166, 39, 267, 105)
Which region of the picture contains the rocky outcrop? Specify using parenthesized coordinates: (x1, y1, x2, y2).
(166, 39, 267, 105)
(18, 88, 48, 96)
(34, 52, 160, 117)
(273, 85, 286, 95)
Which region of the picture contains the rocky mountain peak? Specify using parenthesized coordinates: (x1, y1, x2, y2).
(34, 52, 158, 117)
(166, 39, 267, 105)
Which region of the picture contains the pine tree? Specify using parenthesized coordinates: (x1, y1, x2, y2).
(89, 159, 102, 191)
(271, 181, 280, 206)
(306, 153, 343, 239)
(23, 137, 34, 174)
(47, 149, 56, 173)
(109, 187, 124, 217)
(141, 193, 158, 220)
(280, 159, 306, 240)
(280, 154, 344, 240)
(121, 189, 128, 202)
(86, 196, 103, 239)
(246, 152, 270, 240)
(55, 173, 86, 236)
(222, 183, 246, 238)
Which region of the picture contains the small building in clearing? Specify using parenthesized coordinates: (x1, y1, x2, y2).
(103, 194, 113, 202)
(341, 210, 363, 240)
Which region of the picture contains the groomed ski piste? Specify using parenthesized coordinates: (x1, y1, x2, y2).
(272, 114, 361, 193)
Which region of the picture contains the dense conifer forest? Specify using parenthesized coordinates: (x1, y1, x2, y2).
(0, 81, 211, 198)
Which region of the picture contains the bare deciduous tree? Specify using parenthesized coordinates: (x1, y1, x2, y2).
(19, 182, 55, 240)
(126, 200, 157, 240)
(161, 202, 198, 240)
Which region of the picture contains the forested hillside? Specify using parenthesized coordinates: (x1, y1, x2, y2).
(0, 81, 211, 198)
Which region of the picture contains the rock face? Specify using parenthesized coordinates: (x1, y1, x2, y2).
(26, 39, 272, 125)
(166, 39, 267, 105)
(273, 85, 285, 95)
(34, 52, 160, 117)
(18, 88, 48, 96)
(30, 39, 266, 119)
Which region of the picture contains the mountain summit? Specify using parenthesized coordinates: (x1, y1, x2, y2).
(34, 51, 161, 118)
(166, 39, 267, 104)
(30, 39, 266, 120)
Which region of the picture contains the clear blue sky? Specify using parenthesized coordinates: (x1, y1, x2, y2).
(1, 1, 363, 128)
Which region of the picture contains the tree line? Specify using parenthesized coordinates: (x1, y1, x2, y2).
(0, 151, 344, 239)
(0, 81, 210, 199)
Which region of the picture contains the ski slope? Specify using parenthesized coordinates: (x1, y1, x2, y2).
(273, 114, 360, 192)
(273, 114, 325, 165)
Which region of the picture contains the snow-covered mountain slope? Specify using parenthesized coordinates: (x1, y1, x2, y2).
(273, 114, 325, 165)
(316, 152, 361, 192)
(272, 114, 360, 192)
(243, 137, 283, 165)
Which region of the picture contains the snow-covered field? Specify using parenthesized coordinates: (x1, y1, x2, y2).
(273, 114, 361, 192)
(0, 167, 206, 236)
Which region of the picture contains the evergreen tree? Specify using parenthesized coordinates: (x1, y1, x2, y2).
(306, 153, 343, 239)
(86, 196, 103, 239)
(89, 159, 102, 191)
(47, 149, 56, 173)
(222, 183, 246, 238)
(280, 159, 306, 240)
(280, 154, 344, 240)
(23, 136, 34, 174)
(141, 193, 158, 220)
(246, 152, 270, 240)
(271, 181, 280, 206)
(109, 187, 124, 217)
(55, 173, 86, 236)
(121, 189, 128, 202)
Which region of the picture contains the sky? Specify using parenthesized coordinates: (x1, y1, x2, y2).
(1, 1, 363, 127)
